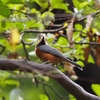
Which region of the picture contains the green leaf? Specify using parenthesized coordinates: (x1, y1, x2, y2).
(43, 76, 49, 82)
(51, 0, 68, 11)
(7, 0, 25, 4)
(2, 22, 13, 30)
(76, 61, 84, 67)
(1, 21, 6, 28)
(0, 71, 11, 80)
(91, 84, 100, 96)
(73, 0, 81, 10)
(51, 0, 63, 4)
(42, 11, 54, 26)
(0, 7, 11, 18)
(80, 2, 88, 8)
(88, 54, 95, 64)
(34, 0, 48, 10)
(56, 37, 68, 46)
(39, 94, 49, 100)
(15, 22, 24, 30)
(4, 80, 20, 87)
(0, 93, 4, 98)
(52, 3, 68, 10)
(1, 0, 9, 4)
(82, 6, 96, 14)
(75, 24, 83, 30)
(0, 3, 5, 7)
(42, 11, 54, 19)
(69, 94, 76, 100)
(73, 0, 88, 10)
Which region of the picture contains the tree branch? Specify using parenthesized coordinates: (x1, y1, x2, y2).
(23, 25, 67, 33)
(0, 58, 99, 100)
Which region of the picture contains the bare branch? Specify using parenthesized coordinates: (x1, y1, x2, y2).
(94, 0, 100, 9)
(41, 79, 51, 100)
(74, 42, 100, 45)
(85, 15, 93, 31)
(78, 10, 100, 22)
(66, 17, 75, 42)
(23, 25, 67, 33)
(0, 59, 99, 100)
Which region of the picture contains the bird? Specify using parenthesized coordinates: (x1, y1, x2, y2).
(35, 34, 82, 70)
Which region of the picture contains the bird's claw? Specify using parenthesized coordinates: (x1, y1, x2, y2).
(42, 61, 50, 65)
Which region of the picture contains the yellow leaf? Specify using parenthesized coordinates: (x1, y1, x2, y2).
(10, 28, 20, 46)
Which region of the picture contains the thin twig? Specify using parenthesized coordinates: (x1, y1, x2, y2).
(0, 44, 5, 54)
(34, 75, 39, 87)
(38, 80, 68, 99)
(78, 10, 100, 22)
(23, 25, 67, 33)
(74, 42, 100, 45)
(21, 32, 35, 45)
(21, 41, 30, 61)
(42, 79, 51, 100)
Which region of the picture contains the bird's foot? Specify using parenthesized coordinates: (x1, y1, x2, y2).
(42, 61, 50, 65)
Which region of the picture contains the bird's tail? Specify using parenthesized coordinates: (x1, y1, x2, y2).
(65, 57, 83, 70)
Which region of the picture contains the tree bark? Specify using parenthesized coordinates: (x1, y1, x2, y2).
(0, 58, 99, 100)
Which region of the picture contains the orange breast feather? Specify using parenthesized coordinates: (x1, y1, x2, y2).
(36, 47, 63, 65)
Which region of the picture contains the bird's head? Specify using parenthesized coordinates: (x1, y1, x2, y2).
(36, 34, 48, 47)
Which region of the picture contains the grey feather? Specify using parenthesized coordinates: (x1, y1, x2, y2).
(39, 45, 66, 58)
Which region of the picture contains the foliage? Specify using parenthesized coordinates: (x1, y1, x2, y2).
(0, 0, 100, 100)
(91, 84, 100, 96)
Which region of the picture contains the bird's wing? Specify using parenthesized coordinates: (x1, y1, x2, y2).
(39, 45, 66, 59)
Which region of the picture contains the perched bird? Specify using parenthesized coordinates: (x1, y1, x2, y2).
(35, 34, 82, 70)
